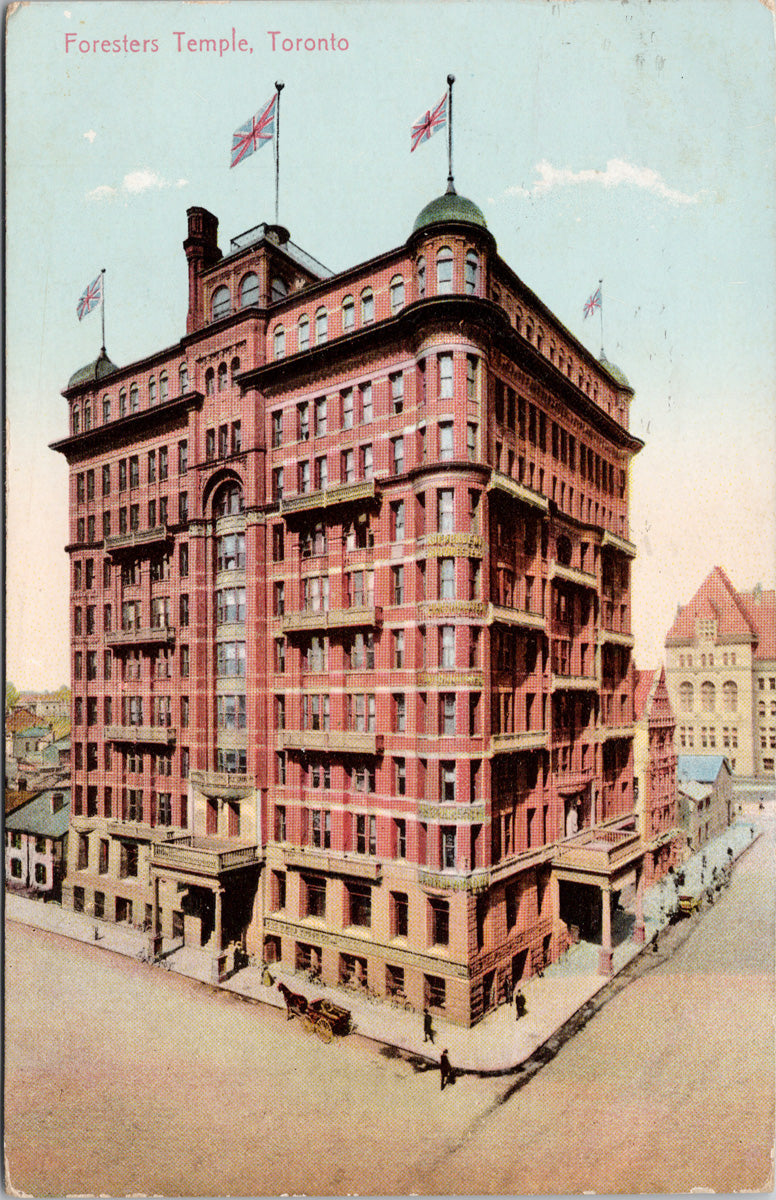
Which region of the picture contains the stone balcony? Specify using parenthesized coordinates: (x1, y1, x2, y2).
(150, 835, 262, 878)
(190, 770, 253, 799)
(487, 603, 546, 632)
(601, 530, 637, 559)
(490, 729, 548, 753)
(105, 525, 169, 554)
(553, 825, 643, 876)
(599, 723, 635, 741)
(598, 627, 635, 648)
(487, 472, 549, 513)
(106, 625, 176, 648)
(280, 479, 376, 517)
(278, 729, 384, 755)
(105, 724, 176, 745)
(281, 606, 382, 634)
(281, 845, 382, 881)
(549, 561, 598, 590)
(550, 673, 599, 692)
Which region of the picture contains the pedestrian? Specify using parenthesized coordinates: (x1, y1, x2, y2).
(515, 988, 526, 1021)
(423, 1007, 435, 1044)
(440, 1048, 454, 1090)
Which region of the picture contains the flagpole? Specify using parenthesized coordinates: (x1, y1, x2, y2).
(446, 74, 455, 192)
(598, 278, 604, 355)
(274, 81, 284, 226)
(101, 268, 106, 352)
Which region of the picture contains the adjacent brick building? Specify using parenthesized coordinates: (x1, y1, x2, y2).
(53, 186, 646, 1023)
(633, 666, 679, 884)
(665, 567, 776, 779)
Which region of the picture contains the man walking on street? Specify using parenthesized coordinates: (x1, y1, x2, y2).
(440, 1048, 454, 1090)
(515, 988, 526, 1021)
(423, 1007, 435, 1044)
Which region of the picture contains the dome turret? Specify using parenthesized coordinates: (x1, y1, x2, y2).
(67, 346, 119, 390)
(412, 186, 487, 235)
(598, 352, 633, 392)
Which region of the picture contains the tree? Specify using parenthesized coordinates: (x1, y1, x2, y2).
(6, 681, 19, 713)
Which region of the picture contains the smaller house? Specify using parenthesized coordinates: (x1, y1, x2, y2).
(5, 787, 70, 899)
(12, 725, 54, 767)
(676, 755, 733, 853)
(42, 735, 71, 771)
(633, 666, 680, 883)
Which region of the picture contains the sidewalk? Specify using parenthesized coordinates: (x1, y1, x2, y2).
(5, 816, 763, 1075)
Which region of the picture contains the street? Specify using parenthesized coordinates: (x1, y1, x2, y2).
(5, 802, 774, 1195)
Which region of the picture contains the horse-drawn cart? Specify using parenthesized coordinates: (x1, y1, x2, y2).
(277, 982, 352, 1042)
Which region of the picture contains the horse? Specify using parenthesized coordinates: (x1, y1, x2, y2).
(276, 981, 308, 1020)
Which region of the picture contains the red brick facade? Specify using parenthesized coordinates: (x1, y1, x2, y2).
(53, 193, 645, 1023)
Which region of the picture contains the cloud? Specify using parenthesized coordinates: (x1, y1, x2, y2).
(86, 170, 188, 201)
(496, 158, 701, 206)
(83, 130, 96, 143)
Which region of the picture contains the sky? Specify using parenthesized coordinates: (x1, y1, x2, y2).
(6, 0, 776, 690)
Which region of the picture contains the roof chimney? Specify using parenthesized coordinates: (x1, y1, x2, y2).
(184, 207, 222, 334)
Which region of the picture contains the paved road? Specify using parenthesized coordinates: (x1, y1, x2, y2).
(6, 802, 773, 1196)
(418, 804, 775, 1195)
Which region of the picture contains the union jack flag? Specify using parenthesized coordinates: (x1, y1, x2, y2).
(76, 274, 102, 321)
(230, 95, 277, 169)
(411, 93, 447, 153)
(583, 286, 602, 319)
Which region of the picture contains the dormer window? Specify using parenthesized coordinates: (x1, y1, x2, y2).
(436, 247, 453, 294)
(417, 256, 426, 298)
(465, 250, 479, 295)
(389, 277, 404, 315)
(270, 276, 288, 302)
(239, 272, 260, 308)
(211, 286, 231, 321)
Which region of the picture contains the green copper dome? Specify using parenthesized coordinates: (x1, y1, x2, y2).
(598, 352, 633, 391)
(412, 188, 488, 234)
(67, 346, 119, 390)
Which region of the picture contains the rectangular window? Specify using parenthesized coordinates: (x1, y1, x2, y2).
(440, 693, 456, 735)
(438, 488, 454, 533)
(315, 396, 327, 437)
(391, 500, 405, 541)
(391, 436, 405, 475)
(392, 565, 404, 604)
(430, 898, 450, 946)
(342, 388, 354, 429)
(390, 372, 404, 413)
(439, 557, 455, 600)
(271, 411, 283, 448)
(439, 421, 454, 461)
(440, 625, 455, 668)
(347, 882, 372, 928)
(438, 354, 453, 399)
(360, 382, 373, 424)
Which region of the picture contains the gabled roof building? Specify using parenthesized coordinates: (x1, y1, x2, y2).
(633, 666, 679, 883)
(665, 566, 776, 779)
(52, 185, 646, 1024)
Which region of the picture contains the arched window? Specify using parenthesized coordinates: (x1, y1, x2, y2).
(213, 481, 244, 517)
(465, 250, 479, 294)
(526, 321, 534, 343)
(205, 367, 215, 396)
(723, 681, 738, 712)
(274, 326, 285, 359)
(239, 273, 260, 307)
(389, 276, 404, 314)
(679, 682, 694, 712)
(160, 372, 168, 402)
(102, 395, 111, 422)
(119, 389, 127, 417)
(149, 377, 157, 405)
(84, 404, 92, 430)
(417, 256, 426, 298)
(315, 307, 328, 345)
(270, 276, 288, 302)
(701, 681, 715, 712)
(72, 405, 80, 433)
(556, 535, 572, 566)
(217, 362, 228, 392)
(230, 357, 240, 381)
(342, 295, 355, 331)
(129, 383, 139, 412)
(436, 247, 453, 294)
(298, 315, 310, 350)
(211, 286, 231, 321)
(179, 363, 188, 393)
(360, 289, 374, 323)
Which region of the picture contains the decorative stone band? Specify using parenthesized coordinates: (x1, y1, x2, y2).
(417, 600, 486, 621)
(423, 533, 485, 557)
(263, 915, 470, 981)
(418, 803, 488, 823)
(416, 670, 484, 689)
(418, 867, 491, 893)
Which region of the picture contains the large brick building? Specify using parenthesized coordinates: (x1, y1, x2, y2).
(665, 567, 776, 780)
(53, 186, 647, 1024)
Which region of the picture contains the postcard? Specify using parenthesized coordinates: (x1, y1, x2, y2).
(5, 0, 775, 1194)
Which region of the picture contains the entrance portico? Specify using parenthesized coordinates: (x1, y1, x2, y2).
(553, 822, 645, 974)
